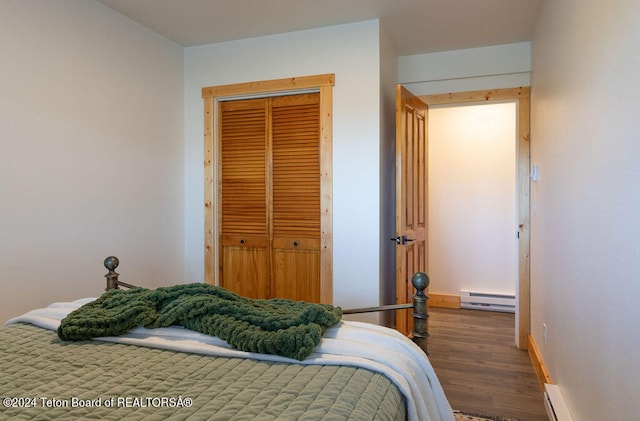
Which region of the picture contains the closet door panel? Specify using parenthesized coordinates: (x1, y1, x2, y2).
(271, 94, 321, 301)
(272, 239, 320, 302)
(222, 241, 269, 299)
(219, 99, 269, 298)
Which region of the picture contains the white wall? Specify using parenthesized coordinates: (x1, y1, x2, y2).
(183, 20, 385, 320)
(0, 0, 185, 323)
(531, 1, 640, 419)
(399, 42, 531, 95)
(428, 103, 517, 296)
(378, 23, 398, 326)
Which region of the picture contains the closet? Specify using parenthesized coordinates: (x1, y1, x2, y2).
(218, 93, 321, 302)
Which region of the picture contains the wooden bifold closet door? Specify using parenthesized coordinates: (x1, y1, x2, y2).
(219, 93, 321, 302)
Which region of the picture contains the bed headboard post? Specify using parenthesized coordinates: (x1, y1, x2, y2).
(411, 272, 430, 355)
(104, 256, 120, 291)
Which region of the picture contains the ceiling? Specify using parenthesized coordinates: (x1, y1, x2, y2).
(97, 0, 543, 56)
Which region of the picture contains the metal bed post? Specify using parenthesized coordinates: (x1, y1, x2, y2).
(341, 272, 430, 355)
(409, 272, 430, 355)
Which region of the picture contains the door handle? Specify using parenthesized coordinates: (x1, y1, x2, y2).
(390, 235, 415, 245)
(403, 236, 416, 243)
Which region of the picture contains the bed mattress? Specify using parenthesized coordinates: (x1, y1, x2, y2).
(1, 323, 405, 420)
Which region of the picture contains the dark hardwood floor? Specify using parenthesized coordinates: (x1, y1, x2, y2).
(427, 307, 548, 421)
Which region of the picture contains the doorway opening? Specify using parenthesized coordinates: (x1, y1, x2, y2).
(420, 88, 530, 349)
(429, 101, 517, 302)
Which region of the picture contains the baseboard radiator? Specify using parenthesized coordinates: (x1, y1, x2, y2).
(544, 384, 573, 421)
(459, 290, 515, 313)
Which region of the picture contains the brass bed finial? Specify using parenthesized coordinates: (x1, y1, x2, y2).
(104, 256, 120, 291)
(411, 271, 430, 294)
(104, 256, 135, 290)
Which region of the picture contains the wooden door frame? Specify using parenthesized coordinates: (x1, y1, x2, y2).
(202, 74, 335, 304)
(419, 87, 531, 350)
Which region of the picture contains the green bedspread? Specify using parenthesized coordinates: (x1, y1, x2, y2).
(1, 323, 405, 421)
(57, 284, 342, 360)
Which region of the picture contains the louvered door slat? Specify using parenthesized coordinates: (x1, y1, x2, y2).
(272, 96, 320, 239)
(220, 100, 267, 236)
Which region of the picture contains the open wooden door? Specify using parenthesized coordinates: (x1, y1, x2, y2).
(395, 85, 428, 336)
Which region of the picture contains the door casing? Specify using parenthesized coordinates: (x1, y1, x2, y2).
(202, 74, 335, 304)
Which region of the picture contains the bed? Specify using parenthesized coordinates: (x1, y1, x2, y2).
(1, 257, 454, 421)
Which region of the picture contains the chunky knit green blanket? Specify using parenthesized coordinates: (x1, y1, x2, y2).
(57, 284, 342, 360)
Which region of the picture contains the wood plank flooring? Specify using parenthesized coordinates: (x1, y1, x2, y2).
(427, 307, 548, 421)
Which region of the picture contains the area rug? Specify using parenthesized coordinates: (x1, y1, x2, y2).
(454, 410, 520, 421)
